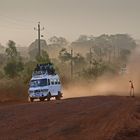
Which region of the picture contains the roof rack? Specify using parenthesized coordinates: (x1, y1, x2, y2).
(32, 63, 56, 77)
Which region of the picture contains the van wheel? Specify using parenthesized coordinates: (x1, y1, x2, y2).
(40, 98, 45, 101)
(47, 93, 51, 101)
(28, 96, 34, 102)
(55, 92, 61, 100)
(55, 96, 60, 100)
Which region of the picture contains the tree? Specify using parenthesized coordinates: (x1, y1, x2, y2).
(58, 48, 71, 62)
(21, 61, 37, 83)
(76, 35, 88, 42)
(4, 40, 24, 78)
(35, 50, 50, 63)
(120, 49, 131, 62)
(4, 61, 24, 78)
(73, 53, 85, 66)
(0, 54, 7, 66)
(5, 40, 18, 59)
(28, 39, 48, 59)
(72, 53, 86, 74)
(49, 36, 68, 46)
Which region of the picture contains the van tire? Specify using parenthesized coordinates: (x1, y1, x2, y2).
(55, 96, 60, 100)
(47, 93, 51, 101)
(55, 92, 61, 100)
(40, 98, 45, 101)
(28, 96, 34, 102)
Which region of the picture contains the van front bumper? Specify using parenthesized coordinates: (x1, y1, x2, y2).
(29, 93, 48, 98)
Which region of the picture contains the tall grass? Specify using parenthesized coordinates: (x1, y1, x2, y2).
(0, 78, 27, 102)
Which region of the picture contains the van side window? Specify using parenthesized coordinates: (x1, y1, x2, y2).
(51, 80, 54, 85)
(58, 79, 61, 84)
(55, 79, 57, 85)
(48, 79, 50, 85)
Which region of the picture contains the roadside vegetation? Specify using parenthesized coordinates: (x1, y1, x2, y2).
(0, 34, 137, 102)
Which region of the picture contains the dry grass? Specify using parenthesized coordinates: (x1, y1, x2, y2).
(0, 78, 27, 102)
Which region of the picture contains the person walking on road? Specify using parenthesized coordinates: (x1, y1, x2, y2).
(129, 80, 135, 97)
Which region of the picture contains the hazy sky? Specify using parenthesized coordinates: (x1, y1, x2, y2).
(0, 0, 140, 46)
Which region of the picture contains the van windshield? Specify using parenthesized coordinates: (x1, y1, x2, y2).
(30, 79, 47, 87)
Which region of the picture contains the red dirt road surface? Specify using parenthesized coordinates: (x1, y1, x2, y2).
(0, 96, 140, 140)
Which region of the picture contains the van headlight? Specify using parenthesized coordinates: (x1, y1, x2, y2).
(29, 90, 34, 94)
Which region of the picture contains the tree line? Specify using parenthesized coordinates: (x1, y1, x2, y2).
(0, 34, 137, 83)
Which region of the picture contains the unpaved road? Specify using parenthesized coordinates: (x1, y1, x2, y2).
(0, 96, 140, 140)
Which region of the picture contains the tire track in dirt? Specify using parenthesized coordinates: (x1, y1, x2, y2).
(0, 96, 139, 140)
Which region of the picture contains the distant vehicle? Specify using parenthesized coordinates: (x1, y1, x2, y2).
(28, 63, 62, 102)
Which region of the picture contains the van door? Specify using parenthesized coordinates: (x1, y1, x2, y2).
(50, 79, 57, 96)
(48, 79, 52, 94)
(57, 79, 61, 92)
(54, 79, 59, 94)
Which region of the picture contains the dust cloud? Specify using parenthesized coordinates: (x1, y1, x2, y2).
(63, 47, 140, 98)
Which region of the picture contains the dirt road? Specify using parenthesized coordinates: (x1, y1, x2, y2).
(0, 96, 140, 140)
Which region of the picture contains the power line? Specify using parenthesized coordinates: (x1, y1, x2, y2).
(0, 13, 35, 30)
(0, 13, 34, 25)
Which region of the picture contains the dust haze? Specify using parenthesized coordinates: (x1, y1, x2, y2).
(64, 47, 140, 98)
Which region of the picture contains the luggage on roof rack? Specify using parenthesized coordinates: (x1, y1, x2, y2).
(33, 63, 56, 75)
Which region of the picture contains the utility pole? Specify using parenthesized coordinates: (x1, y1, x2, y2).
(38, 22, 41, 57)
(34, 22, 44, 57)
(90, 48, 92, 69)
(70, 48, 73, 80)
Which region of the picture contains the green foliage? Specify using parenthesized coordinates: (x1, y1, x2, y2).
(4, 60, 24, 78)
(0, 54, 7, 66)
(73, 53, 86, 73)
(59, 48, 71, 62)
(0, 35, 137, 102)
(76, 35, 89, 42)
(0, 34, 137, 82)
(4, 40, 24, 78)
(72, 34, 136, 64)
(80, 61, 117, 80)
(73, 53, 85, 64)
(28, 39, 48, 59)
(35, 50, 50, 63)
(21, 61, 37, 83)
(120, 49, 131, 62)
(49, 36, 68, 46)
(28, 47, 38, 60)
(0, 70, 4, 79)
(5, 40, 18, 59)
